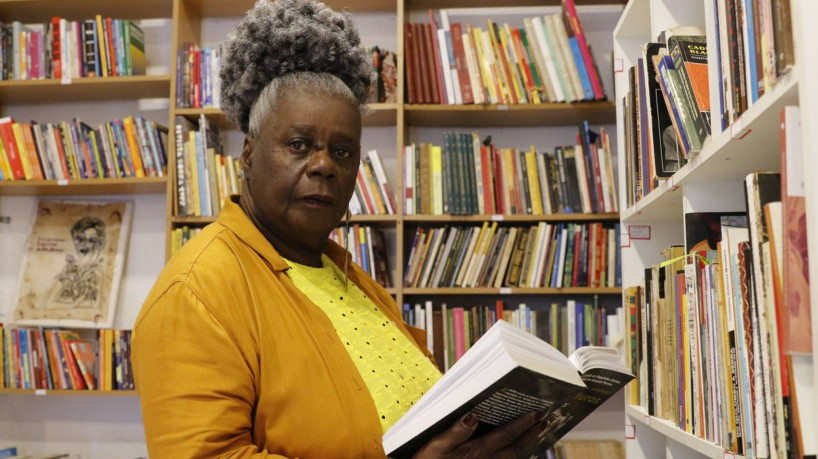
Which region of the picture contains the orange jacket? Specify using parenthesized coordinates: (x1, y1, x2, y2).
(133, 197, 430, 458)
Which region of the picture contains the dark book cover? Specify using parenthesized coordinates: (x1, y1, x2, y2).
(386, 355, 632, 459)
(642, 42, 683, 178)
(403, 23, 418, 104)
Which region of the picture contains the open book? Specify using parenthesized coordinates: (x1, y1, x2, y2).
(383, 320, 633, 458)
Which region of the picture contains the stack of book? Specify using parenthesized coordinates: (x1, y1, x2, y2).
(0, 326, 133, 391)
(174, 115, 239, 217)
(404, 123, 617, 215)
(328, 224, 391, 288)
(403, 221, 620, 290)
(0, 115, 168, 181)
(404, 0, 605, 105)
(403, 298, 623, 372)
(349, 149, 397, 216)
(0, 17, 146, 80)
(176, 43, 222, 109)
(623, 108, 813, 459)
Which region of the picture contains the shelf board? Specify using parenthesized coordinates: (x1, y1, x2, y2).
(185, 0, 396, 16)
(0, 1, 172, 22)
(403, 213, 620, 223)
(409, 0, 625, 8)
(175, 103, 398, 130)
(0, 388, 138, 397)
(403, 287, 622, 295)
(0, 75, 172, 104)
(625, 405, 741, 459)
(0, 177, 167, 196)
(405, 102, 616, 127)
(622, 70, 799, 223)
(171, 213, 398, 225)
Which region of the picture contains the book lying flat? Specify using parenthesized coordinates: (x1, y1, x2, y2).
(383, 320, 633, 458)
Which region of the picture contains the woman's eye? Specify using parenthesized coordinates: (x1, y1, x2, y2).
(289, 140, 309, 152)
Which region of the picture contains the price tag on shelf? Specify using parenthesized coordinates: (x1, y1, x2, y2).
(625, 424, 636, 439)
(723, 452, 736, 459)
(499, 287, 512, 294)
(61, 75, 72, 85)
(614, 59, 624, 73)
(620, 233, 631, 248)
(629, 225, 651, 240)
(35, 389, 47, 395)
(491, 214, 504, 221)
(644, 415, 650, 426)
(57, 179, 69, 186)
(497, 105, 508, 111)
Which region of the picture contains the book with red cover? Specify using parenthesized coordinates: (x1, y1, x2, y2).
(69, 340, 97, 390)
(419, 23, 439, 104)
(449, 23, 474, 104)
(0, 117, 25, 179)
(427, 11, 447, 104)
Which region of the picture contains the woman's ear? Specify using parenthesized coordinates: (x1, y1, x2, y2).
(241, 137, 253, 172)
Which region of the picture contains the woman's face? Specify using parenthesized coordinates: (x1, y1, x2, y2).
(240, 88, 362, 262)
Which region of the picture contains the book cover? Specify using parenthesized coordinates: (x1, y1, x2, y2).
(13, 200, 132, 328)
(383, 321, 633, 458)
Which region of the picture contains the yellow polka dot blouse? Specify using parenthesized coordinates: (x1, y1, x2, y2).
(285, 254, 441, 433)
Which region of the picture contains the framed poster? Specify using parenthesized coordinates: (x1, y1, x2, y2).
(13, 200, 133, 328)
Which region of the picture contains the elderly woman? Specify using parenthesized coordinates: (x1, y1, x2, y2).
(132, 0, 542, 457)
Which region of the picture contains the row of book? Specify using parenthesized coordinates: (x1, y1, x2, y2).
(713, 0, 794, 130)
(0, 326, 134, 391)
(405, 1, 605, 105)
(170, 226, 202, 255)
(328, 224, 391, 288)
(0, 115, 168, 181)
(176, 43, 222, 109)
(0, 17, 146, 81)
(348, 150, 398, 215)
(622, 31, 708, 205)
(402, 299, 622, 372)
(175, 115, 239, 217)
(404, 123, 617, 216)
(403, 221, 621, 290)
(624, 113, 813, 457)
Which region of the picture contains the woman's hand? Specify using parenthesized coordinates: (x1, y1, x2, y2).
(411, 411, 546, 459)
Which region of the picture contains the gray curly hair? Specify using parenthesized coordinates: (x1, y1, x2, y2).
(220, 0, 373, 135)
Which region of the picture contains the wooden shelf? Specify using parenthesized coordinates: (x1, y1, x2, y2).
(0, 0, 172, 22)
(405, 102, 616, 127)
(0, 177, 167, 196)
(625, 405, 740, 459)
(0, 388, 138, 397)
(409, 0, 626, 8)
(184, 0, 395, 16)
(172, 213, 398, 225)
(403, 287, 621, 295)
(175, 103, 398, 130)
(0, 75, 172, 104)
(621, 70, 799, 223)
(403, 213, 620, 223)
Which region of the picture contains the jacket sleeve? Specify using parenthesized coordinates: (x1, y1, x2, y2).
(132, 282, 287, 459)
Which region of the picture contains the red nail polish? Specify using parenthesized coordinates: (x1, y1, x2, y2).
(463, 413, 478, 427)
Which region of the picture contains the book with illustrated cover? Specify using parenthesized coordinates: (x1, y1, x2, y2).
(12, 200, 132, 329)
(383, 320, 633, 458)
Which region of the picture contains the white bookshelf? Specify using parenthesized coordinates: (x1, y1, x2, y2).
(613, 0, 818, 457)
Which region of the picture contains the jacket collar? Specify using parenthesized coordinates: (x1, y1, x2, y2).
(217, 195, 350, 273)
